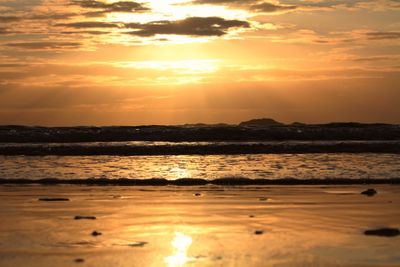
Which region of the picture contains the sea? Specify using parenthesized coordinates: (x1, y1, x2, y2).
(1, 141, 399, 183)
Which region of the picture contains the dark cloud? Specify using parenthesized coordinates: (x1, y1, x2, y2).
(125, 16, 250, 37)
(192, 0, 253, 3)
(191, 0, 381, 12)
(5, 42, 81, 50)
(0, 63, 25, 68)
(0, 27, 18, 35)
(0, 0, 42, 11)
(191, 0, 298, 13)
(0, 16, 20, 23)
(56, 21, 120, 28)
(365, 31, 400, 40)
(28, 13, 76, 20)
(352, 56, 392, 62)
(72, 0, 150, 16)
(281, 0, 376, 9)
(0, 13, 75, 23)
(251, 2, 297, 12)
(0, 27, 9, 35)
(61, 30, 110, 35)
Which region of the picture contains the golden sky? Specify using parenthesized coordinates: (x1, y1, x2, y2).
(0, 0, 399, 125)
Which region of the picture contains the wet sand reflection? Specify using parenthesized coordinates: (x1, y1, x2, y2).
(164, 232, 194, 267)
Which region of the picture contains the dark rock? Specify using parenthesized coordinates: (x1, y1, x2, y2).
(74, 216, 96, 220)
(38, 197, 69, 201)
(194, 193, 201, 196)
(74, 258, 85, 263)
(291, 122, 306, 126)
(364, 228, 400, 237)
(239, 118, 284, 127)
(254, 230, 264, 235)
(361, 188, 377, 197)
(91, 231, 102, 236)
(249, 215, 255, 218)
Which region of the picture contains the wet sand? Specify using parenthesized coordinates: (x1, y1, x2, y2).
(0, 185, 399, 267)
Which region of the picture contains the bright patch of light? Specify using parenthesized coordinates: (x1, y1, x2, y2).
(164, 232, 194, 267)
(115, 59, 220, 74)
(105, 0, 250, 23)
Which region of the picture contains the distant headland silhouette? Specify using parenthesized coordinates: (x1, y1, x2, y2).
(0, 118, 398, 143)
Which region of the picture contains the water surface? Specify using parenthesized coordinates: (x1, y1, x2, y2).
(1, 153, 399, 180)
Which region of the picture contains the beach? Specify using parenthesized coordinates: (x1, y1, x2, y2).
(2, 0, 400, 265)
(1, 184, 399, 267)
(1, 128, 399, 266)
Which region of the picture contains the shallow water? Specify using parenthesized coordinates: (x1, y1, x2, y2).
(1, 153, 399, 180)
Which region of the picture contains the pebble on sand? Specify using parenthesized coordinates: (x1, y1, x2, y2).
(194, 193, 201, 196)
(259, 197, 268, 201)
(361, 189, 377, 197)
(74, 216, 96, 220)
(364, 228, 400, 237)
(254, 230, 264, 235)
(91, 231, 102, 236)
(74, 258, 85, 263)
(38, 198, 70, 201)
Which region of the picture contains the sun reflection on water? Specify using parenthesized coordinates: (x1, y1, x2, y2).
(164, 232, 193, 267)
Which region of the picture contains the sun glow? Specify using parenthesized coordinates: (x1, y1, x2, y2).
(115, 59, 220, 74)
(164, 232, 194, 267)
(71, 0, 253, 46)
(104, 0, 250, 28)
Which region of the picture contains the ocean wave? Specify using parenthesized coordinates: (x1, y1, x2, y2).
(0, 141, 399, 155)
(1, 124, 399, 143)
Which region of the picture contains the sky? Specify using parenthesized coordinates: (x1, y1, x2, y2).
(0, 0, 399, 125)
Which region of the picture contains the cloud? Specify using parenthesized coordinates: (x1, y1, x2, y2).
(0, 15, 20, 22)
(280, 0, 372, 9)
(57, 21, 120, 28)
(390, 0, 400, 7)
(365, 31, 400, 40)
(60, 30, 111, 35)
(5, 41, 81, 50)
(0, 27, 9, 34)
(248, 27, 400, 45)
(72, 0, 150, 16)
(28, 13, 76, 20)
(0, 63, 25, 68)
(125, 16, 250, 37)
(190, 0, 300, 14)
(251, 2, 297, 12)
(351, 56, 393, 62)
(0, 13, 75, 24)
(190, 0, 394, 13)
(0, 0, 42, 11)
(192, 0, 253, 3)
